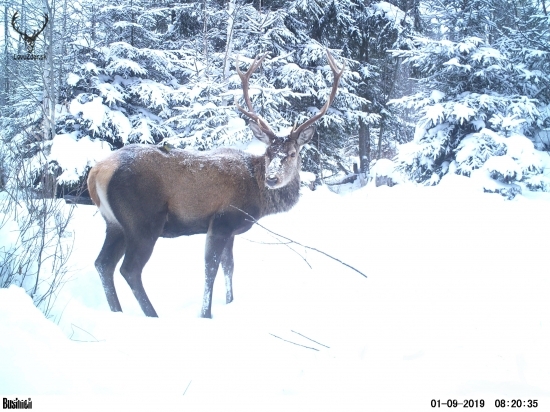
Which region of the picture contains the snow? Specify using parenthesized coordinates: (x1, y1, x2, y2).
(443, 57, 472, 71)
(299, 171, 316, 183)
(505, 134, 542, 169)
(1, 181, 550, 411)
(108, 110, 132, 143)
(226, 116, 246, 133)
(95, 82, 125, 105)
(106, 58, 147, 76)
(130, 79, 170, 109)
(368, 158, 401, 185)
(69, 96, 107, 134)
(0, 214, 19, 250)
(49, 134, 113, 183)
(372, 2, 406, 24)
(425, 103, 445, 124)
(430, 89, 445, 103)
(452, 102, 475, 123)
(484, 154, 522, 180)
(471, 47, 505, 63)
(82, 62, 98, 74)
(66, 73, 81, 87)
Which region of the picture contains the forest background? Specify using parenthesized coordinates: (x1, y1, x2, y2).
(2, 0, 549, 191)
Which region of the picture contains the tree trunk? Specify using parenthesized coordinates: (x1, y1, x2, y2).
(202, 0, 209, 76)
(42, 0, 57, 198)
(57, 0, 68, 105)
(377, 119, 384, 160)
(222, 0, 236, 82)
(42, 1, 55, 142)
(358, 117, 370, 173)
(221, 0, 236, 107)
(130, 0, 134, 46)
(2, 5, 9, 106)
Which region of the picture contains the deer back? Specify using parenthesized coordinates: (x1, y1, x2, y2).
(88, 144, 301, 238)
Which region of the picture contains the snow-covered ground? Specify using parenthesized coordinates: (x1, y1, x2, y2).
(1, 176, 550, 411)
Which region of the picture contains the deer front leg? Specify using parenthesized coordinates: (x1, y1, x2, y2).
(201, 229, 231, 319)
(221, 235, 235, 304)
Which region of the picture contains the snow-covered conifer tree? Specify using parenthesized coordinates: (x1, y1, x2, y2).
(391, 0, 550, 197)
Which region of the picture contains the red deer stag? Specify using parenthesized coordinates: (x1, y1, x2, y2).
(88, 50, 344, 318)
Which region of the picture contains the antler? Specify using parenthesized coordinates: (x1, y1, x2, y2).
(11, 12, 48, 40)
(290, 50, 345, 139)
(11, 12, 26, 37)
(235, 53, 278, 140)
(30, 14, 49, 40)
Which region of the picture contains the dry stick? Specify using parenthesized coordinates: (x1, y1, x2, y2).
(269, 333, 319, 351)
(291, 330, 330, 349)
(242, 236, 312, 269)
(280, 243, 313, 269)
(230, 206, 367, 278)
(183, 380, 192, 396)
(69, 323, 103, 342)
(243, 238, 292, 245)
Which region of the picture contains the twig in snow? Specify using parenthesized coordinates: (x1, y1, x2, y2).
(291, 330, 330, 348)
(241, 238, 292, 245)
(69, 323, 104, 342)
(269, 333, 319, 351)
(230, 205, 367, 278)
(183, 380, 192, 396)
(241, 236, 312, 269)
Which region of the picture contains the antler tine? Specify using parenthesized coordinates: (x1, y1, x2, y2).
(11, 12, 25, 37)
(32, 14, 49, 39)
(291, 50, 345, 139)
(236, 54, 266, 113)
(235, 53, 277, 138)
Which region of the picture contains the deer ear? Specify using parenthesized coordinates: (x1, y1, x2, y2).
(249, 122, 272, 145)
(296, 125, 316, 146)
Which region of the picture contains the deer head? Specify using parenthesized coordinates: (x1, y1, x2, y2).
(235, 50, 345, 189)
(11, 12, 48, 55)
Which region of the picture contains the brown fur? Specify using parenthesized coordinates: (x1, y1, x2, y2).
(88, 132, 310, 318)
(88, 155, 120, 210)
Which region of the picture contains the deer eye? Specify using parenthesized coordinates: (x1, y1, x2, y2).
(290, 152, 296, 158)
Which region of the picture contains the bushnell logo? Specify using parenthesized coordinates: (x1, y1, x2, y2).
(11, 11, 48, 60)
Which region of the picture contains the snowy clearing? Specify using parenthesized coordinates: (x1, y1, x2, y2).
(1, 177, 549, 411)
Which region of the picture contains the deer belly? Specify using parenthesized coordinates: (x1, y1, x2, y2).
(160, 214, 210, 237)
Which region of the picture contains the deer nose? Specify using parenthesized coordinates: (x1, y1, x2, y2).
(266, 175, 279, 187)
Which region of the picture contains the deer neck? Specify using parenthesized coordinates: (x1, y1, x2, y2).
(252, 155, 301, 218)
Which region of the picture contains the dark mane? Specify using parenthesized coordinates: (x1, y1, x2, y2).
(251, 155, 301, 217)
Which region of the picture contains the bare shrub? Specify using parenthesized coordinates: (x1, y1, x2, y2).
(0, 135, 74, 318)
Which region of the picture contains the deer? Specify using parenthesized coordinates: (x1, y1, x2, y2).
(87, 50, 344, 318)
(11, 12, 48, 55)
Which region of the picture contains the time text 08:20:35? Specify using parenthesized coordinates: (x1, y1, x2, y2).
(430, 399, 539, 408)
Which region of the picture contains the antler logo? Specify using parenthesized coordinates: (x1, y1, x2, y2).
(11, 11, 48, 60)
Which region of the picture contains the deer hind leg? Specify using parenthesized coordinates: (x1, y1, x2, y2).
(95, 223, 126, 312)
(221, 235, 235, 304)
(119, 224, 163, 317)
